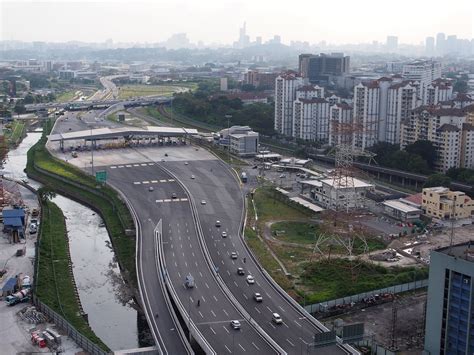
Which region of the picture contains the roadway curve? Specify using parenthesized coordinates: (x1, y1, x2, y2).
(104, 160, 278, 354)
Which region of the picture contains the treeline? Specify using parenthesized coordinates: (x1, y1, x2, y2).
(368, 140, 437, 175)
(172, 82, 274, 135)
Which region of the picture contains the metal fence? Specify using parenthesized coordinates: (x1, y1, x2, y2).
(33, 296, 108, 355)
(304, 279, 429, 314)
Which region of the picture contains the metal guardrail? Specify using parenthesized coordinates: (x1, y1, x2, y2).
(304, 279, 429, 314)
(32, 295, 108, 355)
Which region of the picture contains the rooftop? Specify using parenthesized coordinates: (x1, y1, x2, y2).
(436, 241, 474, 262)
(382, 200, 422, 214)
(320, 177, 374, 189)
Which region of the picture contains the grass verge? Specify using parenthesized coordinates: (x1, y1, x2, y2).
(26, 119, 136, 290)
(4, 120, 26, 146)
(37, 200, 109, 351)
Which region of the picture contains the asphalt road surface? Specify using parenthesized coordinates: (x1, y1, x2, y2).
(104, 161, 277, 354)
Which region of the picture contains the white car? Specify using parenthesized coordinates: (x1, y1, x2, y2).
(215, 220, 221, 227)
(221, 231, 227, 238)
(254, 293, 263, 302)
(272, 313, 283, 324)
(201, 200, 206, 205)
(246, 275, 255, 284)
(191, 175, 195, 179)
(231, 252, 238, 259)
(230, 320, 241, 330)
(148, 186, 154, 192)
(184, 162, 189, 165)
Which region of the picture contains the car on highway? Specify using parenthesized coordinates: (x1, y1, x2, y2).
(215, 220, 221, 227)
(201, 200, 206, 205)
(230, 320, 241, 330)
(231, 252, 238, 259)
(279, 174, 286, 178)
(246, 275, 255, 284)
(253, 293, 263, 302)
(272, 313, 283, 324)
(237, 267, 245, 275)
(148, 186, 154, 192)
(221, 231, 227, 238)
(191, 175, 195, 179)
(171, 193, 177, 199)
(164, 153, 168, 157)
(184, 162, 189, 165)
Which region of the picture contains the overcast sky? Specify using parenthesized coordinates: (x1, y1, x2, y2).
(1, 0, 473, 45)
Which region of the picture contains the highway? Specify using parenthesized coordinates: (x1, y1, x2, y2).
(104, 161, 278, 354)
(161, 155, 354, 354)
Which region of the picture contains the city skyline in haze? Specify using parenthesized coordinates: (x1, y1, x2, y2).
(1, 0, 473, 46)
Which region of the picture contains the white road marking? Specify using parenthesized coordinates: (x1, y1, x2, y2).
(223, 309, 228, 316)
(254, 307, 261, 314)
(221, 260, 224, 265)
(224, 345, 231, 353)
(223, 326, 230, 334)
(174, 262, 177, 267)
(286, 338, 295, 347)
(266, 306, 272, 313)
(195, 262, 198, 267)
(148, 163, 154, 166)
(133, 182, 141, 185)
(164, 199, 171, 202)
(278, 306, 285, 313)
(125, 164, 132, 167)
(199, 271, 203, 277)
(294, 320, 302, 327)
(184, 261, 188, 267)
(266, 293, 272, 299)
(243, 293, 248, 300)
(252, 342, 260, 350)
(213, 295, 218, 302)
(140, 163, 147, 166)
(151, 180, 158, 183)
(210, 310, 216, 318)
(234, 281, 238, 287)
(238, 344, 246, 352)
(299, 337, 308, 345)
(269, 322, 276, 329)
(156, 199, 163, 203)
(133, 164, 140, 167)
(205, 282, 209, 289)
(210, 327, 216, 335)
(160, 179, 167, 183)
(118, 165, 124, 168)
(217, 251, 220, 256)
(283, 322, 289, 328)
(191, 252, 195, 257)
(198, 311, 203, 318)
(180, 198, 188, 202)
(226, 270, 230, 276)
(168, 179, 175, 182)
(177, 272, 181, 278)
(110, 166, 117, 169)
(142, 181, 150, 184)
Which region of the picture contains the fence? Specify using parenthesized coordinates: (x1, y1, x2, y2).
(304, 279, 429, 314)
(33, 296, 108, 355)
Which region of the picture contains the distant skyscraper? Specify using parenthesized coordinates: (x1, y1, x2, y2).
(255, 36, 262, 45)
(234, 22, 250, 48)
(274, 72, 305, 136)
(386, 36, 398, 52)
(425, 37, 435, 56)
(299, 53, 350, 84)
(436, 33, 446, 55)
(446, 35, 458, 54)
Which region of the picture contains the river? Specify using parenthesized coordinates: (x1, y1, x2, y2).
(2, 130, 139, 350)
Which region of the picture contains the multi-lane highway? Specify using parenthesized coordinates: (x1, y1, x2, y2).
(105, 160, 279, 354)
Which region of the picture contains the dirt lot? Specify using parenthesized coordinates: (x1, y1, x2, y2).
(325, 291, 426, 353)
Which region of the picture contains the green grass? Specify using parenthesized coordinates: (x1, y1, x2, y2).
(56, 91, 77, 103)
(253, 188, 308, 222)
(271, 221, 319, 244)
(26, 119, 136, 291)
(37, 200, 109, 351)
(4, 121, 26, 146)
(118, 84, 193, 99)
(300, 259, 429, 304)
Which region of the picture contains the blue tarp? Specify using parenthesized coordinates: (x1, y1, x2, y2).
(1, 277, 17, 292)
(2, 208, 25, 218)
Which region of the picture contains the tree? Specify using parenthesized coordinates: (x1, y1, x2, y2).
(424, 173, 451, 188)
(453, 80, 468, 94)
(37, 187, 56, 202)
(405, 140, 437, 169)
(14, 100, 26, 115)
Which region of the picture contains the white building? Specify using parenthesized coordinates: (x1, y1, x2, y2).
(329, 102, 353, 146)
(386, 81, 418, 145)
(426, 79, 453, 105)
(274, 72, 305, 136)
(293, 98, 330, 142)
(219, 125, 259, 157)
(402, 60, 442, 103)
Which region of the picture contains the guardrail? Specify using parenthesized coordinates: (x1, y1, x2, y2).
(32, 295, 108, 355)
(157, 162, 285, 354)
(305, 279, 429, 314)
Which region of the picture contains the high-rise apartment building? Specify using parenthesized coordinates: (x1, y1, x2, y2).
(425, 37, 435, 56)
(401, 105, 474, 172)
(293, 86, 329, 142)
(329, 102, 353, 146)
(386, 82, 418, 145)
(424, 242, 474, 355)
(436, 33, 446, 55)
(244, 70, 279, 89)
(402, 60, 442, 103)
(426, 79, 454, 105)
(274, 72, 305, 136)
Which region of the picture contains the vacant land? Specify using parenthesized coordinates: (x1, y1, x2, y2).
(246, 187, 424, 305)
(56, 90, 79, 103)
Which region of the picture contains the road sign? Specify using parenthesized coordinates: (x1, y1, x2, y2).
(96, 170, 107, 183)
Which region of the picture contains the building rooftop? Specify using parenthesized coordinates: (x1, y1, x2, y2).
(382, 200, 422, 214)
(320, 177, 374, 189)
(402, 193, 423, 207)
(423, 186, 449, 193)
(436, 241, 474, 262)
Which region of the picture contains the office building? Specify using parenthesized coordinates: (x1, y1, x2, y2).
(401, 106, 474, 172)
(436, 33, 446, 55)
(425, 37, 435, 56)
(274, 72, 305, 136)
(298, 53, 350, 83)
(386, 36, 398, 52)
(218, 126, 259, 156)
(424, 242, 474, 355)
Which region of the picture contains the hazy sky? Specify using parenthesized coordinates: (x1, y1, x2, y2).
(1, 0, 473, 45)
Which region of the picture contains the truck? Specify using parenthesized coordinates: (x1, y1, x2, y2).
(6, 288, 30, 306)
(240, 172, 248, 183)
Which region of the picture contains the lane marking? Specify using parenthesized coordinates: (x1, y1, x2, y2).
(205, 282, 210, 289)
(299, 337, 308, 345)
(278, 306, 286, 313)
(133, 182, 141, 185)
(266, 306, 272, 313)
(125, 164, 132, 167)
(198, 311, 204, 318)
(110, 166, 117, 169)
(210, 310, 216, 318)
(243, 294, 248, 300)
(294, 320, 302, 327)
(223, 326, 230, 334)
(148, 163, 154, 166)
(133, 164, 140, 167)
(168, 179, 175, 182)
(140, 163, 147, 166)
(210, 327, 216, 335)
(151, 180, 158, 183)
(286, 338, 295, 347)
(199, 271, 203, 277)
(254, 307, 261, 314)
(118, 165, 124, 168)
(238, 344, 246, 352)
(252, 342, 260, 351)
(223, 309, 228, 316)
(142, 181, 150, 184)
(160, 179, 167, 183)
(202, 296, 206, 302)
(224, 345, 231, 353)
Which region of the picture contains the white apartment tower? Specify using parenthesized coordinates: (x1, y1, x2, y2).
(386, 82, 418, 145)
(353, 82, 381, 149)
(329, 102, 353, 146)
(402, 60, 442, 102)
(274, 72, 305, 136)
(293, 98, 330, 141)
(426, 79, 453, 105)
